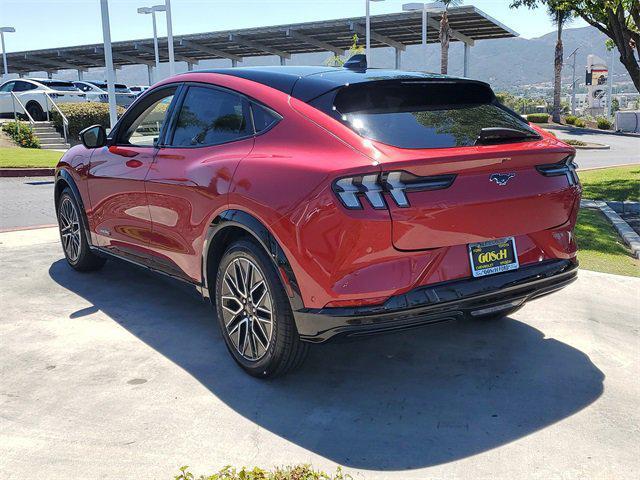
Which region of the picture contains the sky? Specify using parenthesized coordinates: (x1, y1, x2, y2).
(0, 0, 588, 54)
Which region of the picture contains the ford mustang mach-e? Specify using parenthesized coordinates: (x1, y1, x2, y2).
(54, 62, 580, 377)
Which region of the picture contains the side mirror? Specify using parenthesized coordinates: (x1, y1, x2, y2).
(79, 124, 107, 149)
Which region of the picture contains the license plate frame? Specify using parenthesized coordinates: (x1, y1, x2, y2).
(468, 237, 519, 278)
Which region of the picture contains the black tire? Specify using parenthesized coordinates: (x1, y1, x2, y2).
(26, 102, 45, 121)
(215, 238, 308, 378)
(57, 188, 106, 272)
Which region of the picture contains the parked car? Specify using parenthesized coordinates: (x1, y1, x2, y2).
(129, 85, 150, 96)
(0, 78, 86, 121)
(84, 81, 137, 107)
(72, 81, 108, 103)
(54, 64, 580, 378)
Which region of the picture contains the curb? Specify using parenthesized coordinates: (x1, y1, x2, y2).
(543, 123, 640, 138)
(0, 168, 55, 177)
(581, 199, 640, 259)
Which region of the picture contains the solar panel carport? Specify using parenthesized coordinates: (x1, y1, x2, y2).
(5, 5, 517, 81)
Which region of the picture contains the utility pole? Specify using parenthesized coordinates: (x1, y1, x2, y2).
(607, 46, 615, 118)
(567, 47, 579, 116)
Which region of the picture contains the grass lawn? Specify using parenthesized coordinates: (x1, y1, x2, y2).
(578, 165, 639, 202)
(0, 147, 63, 168)
(576, 208, 639, 277)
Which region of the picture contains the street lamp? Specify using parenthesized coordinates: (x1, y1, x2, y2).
(365, 0, 385, 66)
(164, 0, 175, 75)
(99, 0, 118, 128)
(402, 2, 443, 72)
(137, 5, 166, 82)
(0, 27, 16, 77)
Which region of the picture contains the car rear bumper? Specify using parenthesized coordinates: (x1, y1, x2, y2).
(293, 259, 578, 343)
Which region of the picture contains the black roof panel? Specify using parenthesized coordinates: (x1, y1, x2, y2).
(187, 66, 474, 102)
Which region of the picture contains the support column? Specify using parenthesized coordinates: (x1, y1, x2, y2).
(78, 69, 84, 80)
(147, 64, 153, 85)
(232, 59, 238, 68)
(187, 62, 194, 71)
(463, 42, 470, 78)
(395, 47, 402, 70)
(47, 71, 53, 79)
(279, 56, 286, 66)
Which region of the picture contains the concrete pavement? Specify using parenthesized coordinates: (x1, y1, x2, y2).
(0, 227, 638, 479)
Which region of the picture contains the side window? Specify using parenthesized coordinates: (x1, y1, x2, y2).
(171, 86, 249, 147)
(118, 88, 176, 147)
(13, 81, 35, 92)
(0, 82, 15, 92)
(251, 103, 280, 133)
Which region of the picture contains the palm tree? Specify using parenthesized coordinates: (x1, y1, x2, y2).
(439, 0, 463, 74)
(550, 3, 571, 123)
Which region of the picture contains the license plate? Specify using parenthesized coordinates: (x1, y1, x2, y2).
(468, 237, 519, 278)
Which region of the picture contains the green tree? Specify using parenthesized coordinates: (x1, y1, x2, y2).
(439, 0, 464, 74)
(325, 34, 365, 67)
(511, 0, 640, 93)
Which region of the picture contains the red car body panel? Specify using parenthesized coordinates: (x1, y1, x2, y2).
(56, 70, 580, 317)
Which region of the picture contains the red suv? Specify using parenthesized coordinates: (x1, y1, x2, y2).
(55, 63, 580, 378)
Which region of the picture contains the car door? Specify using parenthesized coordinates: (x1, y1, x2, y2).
(0, 81, 16, 115)
(87, 84, 179, 262)
(144, 83, 255, 282)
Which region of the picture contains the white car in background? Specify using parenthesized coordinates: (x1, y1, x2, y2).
(78, 81, 137, 107)
(0, 78, 87, 121)
(129, 85, 149, 96)
(72, 81, 108, 103)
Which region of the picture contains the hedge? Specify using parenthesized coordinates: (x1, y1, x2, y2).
(573, 118, 586, 128)
(596, 116, 613, 130)
(1, 121, 40, 148)
(526, 113, 550, 123)
(51, 102, 125, 140)
(565, 115, 578, 125)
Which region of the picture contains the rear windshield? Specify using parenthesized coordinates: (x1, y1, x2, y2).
(327, 81, 538, 149)
(37, 80, 79, 91)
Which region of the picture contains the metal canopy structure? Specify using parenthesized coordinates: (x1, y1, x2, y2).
(5, 5, 517, 77)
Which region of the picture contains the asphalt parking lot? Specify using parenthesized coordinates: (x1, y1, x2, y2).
(0, 227, 638, 479)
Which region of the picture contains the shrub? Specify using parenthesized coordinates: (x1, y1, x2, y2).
(526, 113, 549, 123)
(175, 465, 352, 480)
(563, 139, 587, 146)
(1, 121, 40, 148)
(565, 115, 578, 125)
(596, 116, 613, 130)
(51, 102, 124, 140)
(573, 118, 586, 128)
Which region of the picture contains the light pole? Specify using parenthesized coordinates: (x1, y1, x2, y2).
(402, 3, 441, 72)
(137, 5, 166, 82)
(365, 0, 385, 66)
(0, 27, 16, 77)
(607, 46, 615, 118)
(100, 0, 118, 128)
(567, 47, 579, 116)
(164, 0, 175, 75)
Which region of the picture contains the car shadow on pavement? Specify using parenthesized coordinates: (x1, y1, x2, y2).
(49, 258, 604, 471)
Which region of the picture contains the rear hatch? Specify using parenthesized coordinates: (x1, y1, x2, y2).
(319, 79, 578, 251)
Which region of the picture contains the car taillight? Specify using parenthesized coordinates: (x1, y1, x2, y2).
(332, 171, 457, 210)
(536, 155, 579, 186)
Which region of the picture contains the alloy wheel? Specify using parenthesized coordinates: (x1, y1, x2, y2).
(59, 197, 81, 262)
(221, 257, 274, 361)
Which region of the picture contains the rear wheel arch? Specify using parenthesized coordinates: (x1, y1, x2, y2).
(25, 100, 45, 121)
(203, 210, 303, 311)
